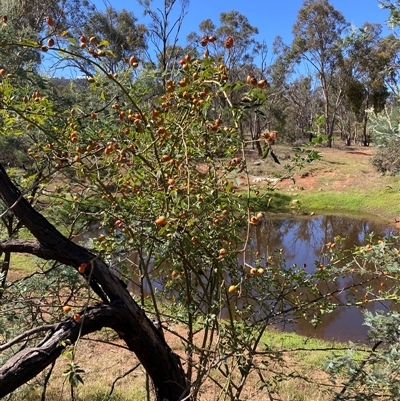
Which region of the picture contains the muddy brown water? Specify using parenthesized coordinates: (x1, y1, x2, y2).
(77, 214, 396, 343)
(250, 214, 397, 343)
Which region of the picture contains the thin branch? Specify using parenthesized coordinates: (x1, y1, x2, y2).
(0, 301, 129, 398)
(0, 324, 57, 352)
(41, 360, 56, 401)
(0, 194, 24, 219)
(109, 363, 141, 396)
(80, 336, 130, 351)
(334, 340, 383, 400)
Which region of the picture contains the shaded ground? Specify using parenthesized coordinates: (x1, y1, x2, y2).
(19, 325, 336, 401)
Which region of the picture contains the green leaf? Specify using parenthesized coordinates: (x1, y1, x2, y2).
(67, 37, 77, 46)
(312, 136, 323, 144)
(18, 40, 39, 47)
(262, 147, 270, 159)
(104, 50, 116, 57)
(98, 40, 110, 47)
(225, 182, 233, 192)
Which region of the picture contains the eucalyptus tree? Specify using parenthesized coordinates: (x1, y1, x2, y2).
(343, 23, 399, 145)
(283, 76, 323, 142)
(187, 10, 263, 79)
(136, 0, 190, 75)
(380, 0, 400, 28)
(66, 7, 147, 76)
(289, 0, 349, 147)
(187, 11, 270, 153)
(0, 3, 42, 75)
(0, 0, 94, 34)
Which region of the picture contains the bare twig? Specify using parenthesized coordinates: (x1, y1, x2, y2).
(334, 341, 383, 400)
(109, 363, 141, 396)
(41, 360, 56, 401)
(0, 324, 56, 352)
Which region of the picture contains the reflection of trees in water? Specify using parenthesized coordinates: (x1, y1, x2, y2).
(80, 216, 394, 341)
(248, 215, 392, 270)
(246, 215, 394, 341)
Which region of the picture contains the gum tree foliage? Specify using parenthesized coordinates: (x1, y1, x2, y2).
(368, 100, 400, 175)
(289, 0, 349, 147)
(367, 1, 400, 174)
(342, 23, 399, 146)
(380, 0, 400, 28)
(0, 0, 94, 34)
(187, 10, 263, 82)
(62, 7, 148, 77)
(282, 75, 323, 142)
(262, 36, 297, 141)
(187, 11, 270, 153)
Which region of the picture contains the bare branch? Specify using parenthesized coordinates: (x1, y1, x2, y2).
(109, 362, 141, 396)
(0, 239, 54, 259)
(41, 360, 55, 401)
(0, 301, 129, 398)
(0, 324, 56, 352)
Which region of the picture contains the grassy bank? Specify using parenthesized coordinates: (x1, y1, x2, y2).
(295, 186, 400, 221)
(246, 144, 400, 224)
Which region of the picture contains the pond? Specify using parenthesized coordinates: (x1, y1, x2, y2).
(76, 214, 397, 343)
(248, 214, 397, 342)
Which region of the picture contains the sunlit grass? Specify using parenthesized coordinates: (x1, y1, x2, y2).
(244, 144, 400, 222)
(295, 187, 400, 221)
(8, 252, 40, 274)
(262, 329, 367, 369)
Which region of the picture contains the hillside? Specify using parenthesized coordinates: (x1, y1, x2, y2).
(243, 143, 400, 226)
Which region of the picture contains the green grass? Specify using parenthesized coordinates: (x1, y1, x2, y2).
(262, 329, 367, 369)
(246, 191, 293, 213)
(9, 253, 40, 274)
(16, 385, 148, 401)
(244, 144, 400, 222)
(294, 187, 400, 221)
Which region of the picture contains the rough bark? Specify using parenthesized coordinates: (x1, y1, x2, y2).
(0, 163, 189, 401)
(0, 302, 128, 398)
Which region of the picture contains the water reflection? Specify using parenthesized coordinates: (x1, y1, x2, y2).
(250, 214, 396, 342)
(75, 214, 396, 342)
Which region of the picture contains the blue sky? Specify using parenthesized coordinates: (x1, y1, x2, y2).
(92, 0, 394, 52)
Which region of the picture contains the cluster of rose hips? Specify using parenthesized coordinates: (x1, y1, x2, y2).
(199, 35, 217, 46)
(199, 34, 234, 50)
(246, 74, 268, 88)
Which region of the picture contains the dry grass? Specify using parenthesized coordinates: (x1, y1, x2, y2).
(6, 323, 350, 401)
